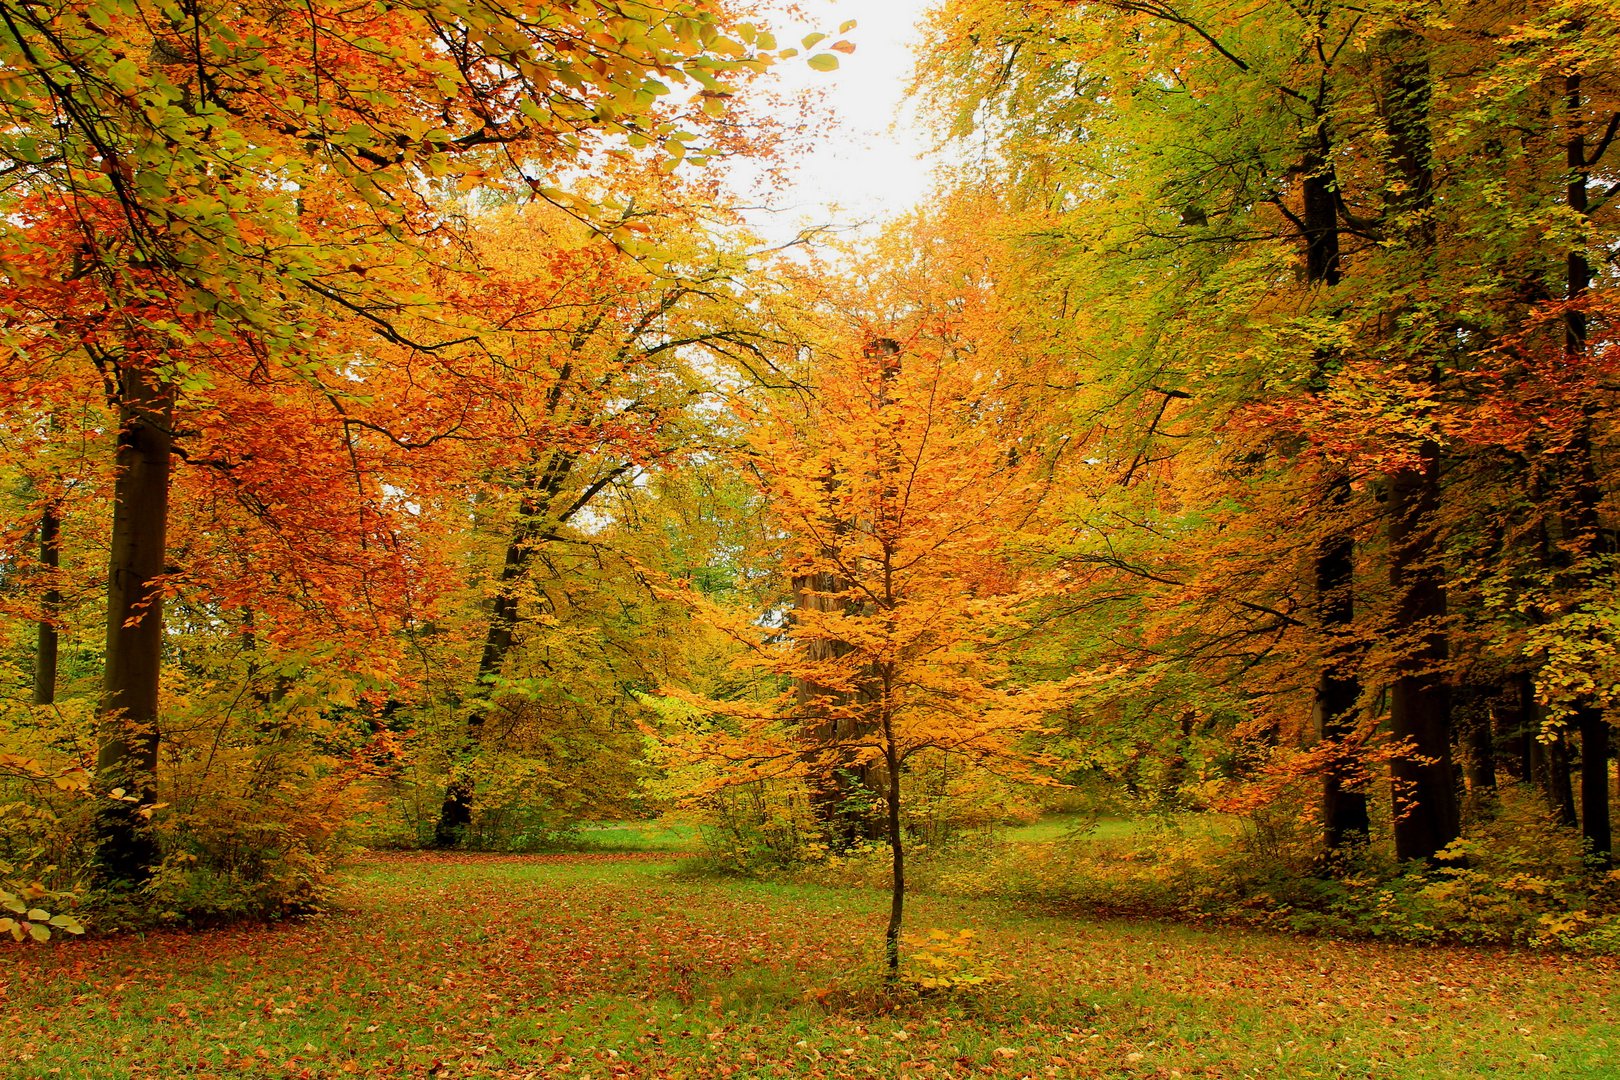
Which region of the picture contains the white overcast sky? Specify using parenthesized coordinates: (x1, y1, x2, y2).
(735, 0, 942, 245)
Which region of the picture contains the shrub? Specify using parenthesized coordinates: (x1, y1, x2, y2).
(939, 784, 1620, 953)
(901, 928, 1005, 994)
(692, 778, 825, 874)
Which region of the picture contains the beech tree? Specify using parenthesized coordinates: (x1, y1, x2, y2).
(667, 288, 1077, 973)
(424, 189, 782, 846)
(0, 0, 792, 886)
(919, 0, 1396, 844)
(921, 0, 1620, 864)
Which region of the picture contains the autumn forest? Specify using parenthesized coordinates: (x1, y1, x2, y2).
(4, 1, 1620, 1077)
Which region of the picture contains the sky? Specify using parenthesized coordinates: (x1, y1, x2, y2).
(737, 0, 942, 245)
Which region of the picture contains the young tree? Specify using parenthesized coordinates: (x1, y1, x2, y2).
(668, 319, 1076, 976)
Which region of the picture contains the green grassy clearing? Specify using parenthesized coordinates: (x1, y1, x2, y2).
(5, 851, 1617, 1079)
(563, 810, 1201, 854)
(992, 813, 1236, 846)
(572, 821, 703, 853)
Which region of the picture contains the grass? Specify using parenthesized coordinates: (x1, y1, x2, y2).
(994, 812, 1242, 846)
(572, 821, 703, 853)
(6, 849, 1619, 1079)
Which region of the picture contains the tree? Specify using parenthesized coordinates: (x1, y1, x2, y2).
(667, 302, 1076, 976)
(919, 0, 1620, 866)
(0, 0, 788, 886)
(919, 0, 1397, 848)
(420, 184, 790, 847)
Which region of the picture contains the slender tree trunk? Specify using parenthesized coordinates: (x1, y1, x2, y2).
(883, 714, 903, 981)
(241, 609, 294, 725)
(1537, 732, 1580, 828)
(1316, 473, 1368, 850)
(1492, 678, 1532, 784)
(876, 345, 905, 979)
(1579, 708, 1612, 864)
(93, 363, 174, 887)
(1301, 143, 1341, 286)
(1461, 690, 1497, 796)
(34, 499, 61, 707)
(242, 607, 273, 709)
(1524, 666, 1579, 827)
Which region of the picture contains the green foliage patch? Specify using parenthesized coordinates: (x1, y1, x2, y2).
(852, 791, 1620, 955)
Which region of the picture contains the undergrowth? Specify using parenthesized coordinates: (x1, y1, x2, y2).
(705, 783, 1620, 954)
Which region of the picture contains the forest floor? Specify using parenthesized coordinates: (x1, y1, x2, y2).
(5, 849, 1618, 1079)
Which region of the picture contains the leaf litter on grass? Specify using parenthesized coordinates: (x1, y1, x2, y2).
(4, 852, 1618, 1079)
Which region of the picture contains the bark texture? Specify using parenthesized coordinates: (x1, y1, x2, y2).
(93, 364, 174, 886)
(33, 500, 60, 707)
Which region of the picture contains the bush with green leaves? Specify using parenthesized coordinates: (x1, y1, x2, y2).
(806, 784, 1620, 954)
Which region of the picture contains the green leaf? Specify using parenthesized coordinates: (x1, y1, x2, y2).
(806, 53, 839, 72)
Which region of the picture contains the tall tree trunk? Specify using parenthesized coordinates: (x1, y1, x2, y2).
(1580, 709, 1612, 864)
(882, 692, 903, 981)
(1458, 686, 1497, 799)
(433, 451, 576, 847)
(1316, 473, 1368, 850)
(1378, 30, 1457, 863)
(1298, 122, 1370, 853)
(794, 340, 904, 850)
(1522, 667, 1579, 826)
(793, 567, 872, 848)
(33, 498, 61, 707)
(1387, 443, 1458, 860)
(93, 363, 174, 887)
(1560, 67, 1613, 867)
(1534, 729, 1580, 828)
(1492, 677, 1532, 785)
